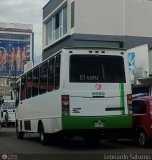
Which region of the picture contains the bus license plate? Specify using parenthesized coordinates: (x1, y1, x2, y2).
(94, 121, 104, 128)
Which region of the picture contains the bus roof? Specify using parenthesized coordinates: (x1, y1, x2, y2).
(18, 47, 126, 79)
(63, 46, 127, 51)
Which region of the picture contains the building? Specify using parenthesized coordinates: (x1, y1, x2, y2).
(0, 76, 11, 98)
(42, 0, 152, 60)
(34, 55, 42, 67)
(0, 22, 34, 97)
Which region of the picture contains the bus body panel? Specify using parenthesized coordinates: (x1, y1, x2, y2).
(67, 83, 130, 116)
(17, 91, 61, 120)
(70, 95, 124, 116)
(16, 90, 62, 133)
(17, 118, 62, 133)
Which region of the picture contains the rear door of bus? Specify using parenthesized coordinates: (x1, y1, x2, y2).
(67, 54, 128, 116)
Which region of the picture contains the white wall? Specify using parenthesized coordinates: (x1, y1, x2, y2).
(125, 0, 152, 37)
(74, 0, 125, 36)
(43, 0, 152, 50)
(73, 0, 152, 37)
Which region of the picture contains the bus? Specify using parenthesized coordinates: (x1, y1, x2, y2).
(0, 96, 4, 129)
(1, 100, 16, 127)
(15, 47, 132, 145)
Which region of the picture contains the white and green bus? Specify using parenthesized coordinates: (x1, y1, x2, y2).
(15, 47, 132, 144)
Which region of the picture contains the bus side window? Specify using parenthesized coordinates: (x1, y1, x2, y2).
(55, 54, 60, 90)
(15, 82, 20, 107)
(32, 67, 39, 97)
(20, 75, 26, 101)
(48, 58, 55, 92)
(39, 61, 48, 95)
(26, 72, 32, 99)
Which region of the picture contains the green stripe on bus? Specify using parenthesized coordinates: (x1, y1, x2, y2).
(119, 83, 125, 115)
(62, 115, 132, 130)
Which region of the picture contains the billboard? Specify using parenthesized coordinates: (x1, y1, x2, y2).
(0, 40, 31, 76)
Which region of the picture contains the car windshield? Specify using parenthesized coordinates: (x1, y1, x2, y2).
(3, 102, 15, 109)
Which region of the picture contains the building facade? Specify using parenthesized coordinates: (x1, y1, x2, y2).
(0, 22, 34, 97)
(42, 0, 152, 60)
(34, 55, 42, 67)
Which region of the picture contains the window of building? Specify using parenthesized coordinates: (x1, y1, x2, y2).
(45, 6, 67, 45)
(0, 33, 30, 40)
(55, 12, 60, 29)
(63, 7, 67, 34)
(46, 19, 52, 45)
(52, 10, 62, 41)
(71, 2, 75, 28)
(32, 67, 39, 97)
(39, 62, 48, 94)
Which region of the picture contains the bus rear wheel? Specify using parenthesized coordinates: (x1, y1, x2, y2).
(83, 134, 100, 145)
(16, 126, 24, 139)
(39, 123, 49, 145)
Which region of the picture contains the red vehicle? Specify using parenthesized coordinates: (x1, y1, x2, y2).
(132, 96, 152, 147)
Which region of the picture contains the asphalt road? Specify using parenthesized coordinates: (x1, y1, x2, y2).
(0, 128, 152, 160)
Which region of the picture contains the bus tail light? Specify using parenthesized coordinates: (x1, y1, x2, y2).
(127, 94, 132, 113)
(62, 95, 69, 116)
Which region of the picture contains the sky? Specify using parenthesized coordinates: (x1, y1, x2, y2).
(0, 0, 50, 57)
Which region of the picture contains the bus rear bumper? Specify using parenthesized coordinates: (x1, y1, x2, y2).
(62, 115, 132, 130)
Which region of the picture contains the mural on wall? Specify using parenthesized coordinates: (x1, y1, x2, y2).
(0, 40, 31, 76)
(128, 52, 135, 84)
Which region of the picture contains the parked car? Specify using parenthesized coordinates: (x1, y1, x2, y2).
(132, 96, 152, 147)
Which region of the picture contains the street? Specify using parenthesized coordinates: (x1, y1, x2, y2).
(0, 128, 152, 160)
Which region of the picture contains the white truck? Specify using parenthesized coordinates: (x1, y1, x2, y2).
(127, 44, 151, 96)
(1, 100, 16, 127)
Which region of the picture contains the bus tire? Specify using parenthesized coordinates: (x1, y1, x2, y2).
(108, 137, 117, 143)
(39, 123, 48, 145)
(16, 126, 24, 139)
(108, 133, 117, 143)
(83, 134, 100, 145)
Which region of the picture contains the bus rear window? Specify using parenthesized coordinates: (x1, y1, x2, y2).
(70, 55, 126, 83)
